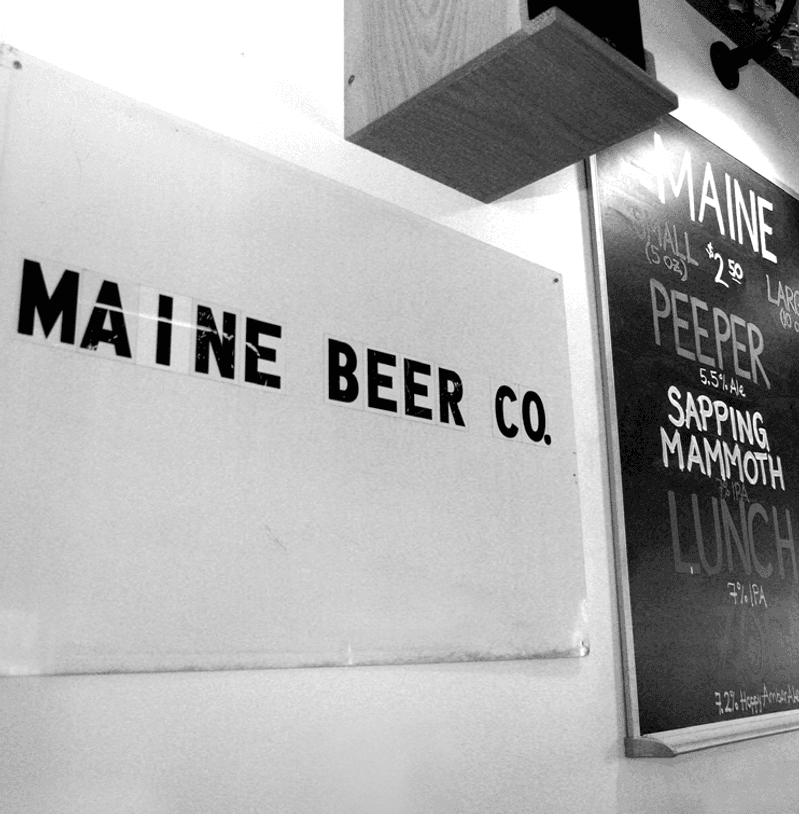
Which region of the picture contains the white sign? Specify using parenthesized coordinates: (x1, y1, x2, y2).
(0, 53, 587, 674)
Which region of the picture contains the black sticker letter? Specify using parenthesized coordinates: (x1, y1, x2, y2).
(195, 305, 236, 379)
(521, 390, 547, 443)
(79, 280, 132, 357)
(17, 260, 79, 343)
(404, 358, 433, 420)
(244, 317, 282, 389)
(328, 339, 359, 403)
(155, 295, 173, 366)
(439, 368, 466, 427)
(495, 385, 518, 438)
(368, 349, 397, 412)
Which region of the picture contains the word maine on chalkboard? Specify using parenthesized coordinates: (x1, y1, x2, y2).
(593, 116, 799, 757)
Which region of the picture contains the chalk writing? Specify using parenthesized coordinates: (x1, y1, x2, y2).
(644, 219, 699, 282)
(728, 581, 768, 607)
(617, 205, 700, 282)
(661, 386, 784, 490)
(716, 476, 749, 504)
(705, 242, 743, 288)
(714, 684, 799, 717)
(598, 116, 799, 735)
(650, 279, 771, 390)
(669, 492, 797, 580)
(699, 367, 746, 397)
(653, 130, 778, 264)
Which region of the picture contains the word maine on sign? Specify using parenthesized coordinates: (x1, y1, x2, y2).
(16, 258, 285, 389)
(652, 131, 778, 264)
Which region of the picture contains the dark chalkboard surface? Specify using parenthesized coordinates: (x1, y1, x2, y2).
(593, 116, 799, 756)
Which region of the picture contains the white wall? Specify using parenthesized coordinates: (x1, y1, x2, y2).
(2, 1, 799, 812)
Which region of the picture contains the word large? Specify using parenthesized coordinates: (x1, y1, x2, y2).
(16, 259, 284, 389)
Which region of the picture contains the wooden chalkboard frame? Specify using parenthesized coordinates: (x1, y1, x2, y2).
(588, 124, 799, 756)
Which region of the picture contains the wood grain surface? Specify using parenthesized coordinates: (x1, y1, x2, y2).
(345, 0, 523, 137)
(347, 9, 678, 202)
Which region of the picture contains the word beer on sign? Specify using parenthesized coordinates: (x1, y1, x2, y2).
(326, 337, 467, 428)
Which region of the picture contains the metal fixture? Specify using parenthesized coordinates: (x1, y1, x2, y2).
(711, 0, 799, 88)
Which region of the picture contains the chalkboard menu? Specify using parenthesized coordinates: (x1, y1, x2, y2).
(593, 116, 799, 756)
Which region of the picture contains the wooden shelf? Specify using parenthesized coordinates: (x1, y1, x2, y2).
(345, 7, 678, 203)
